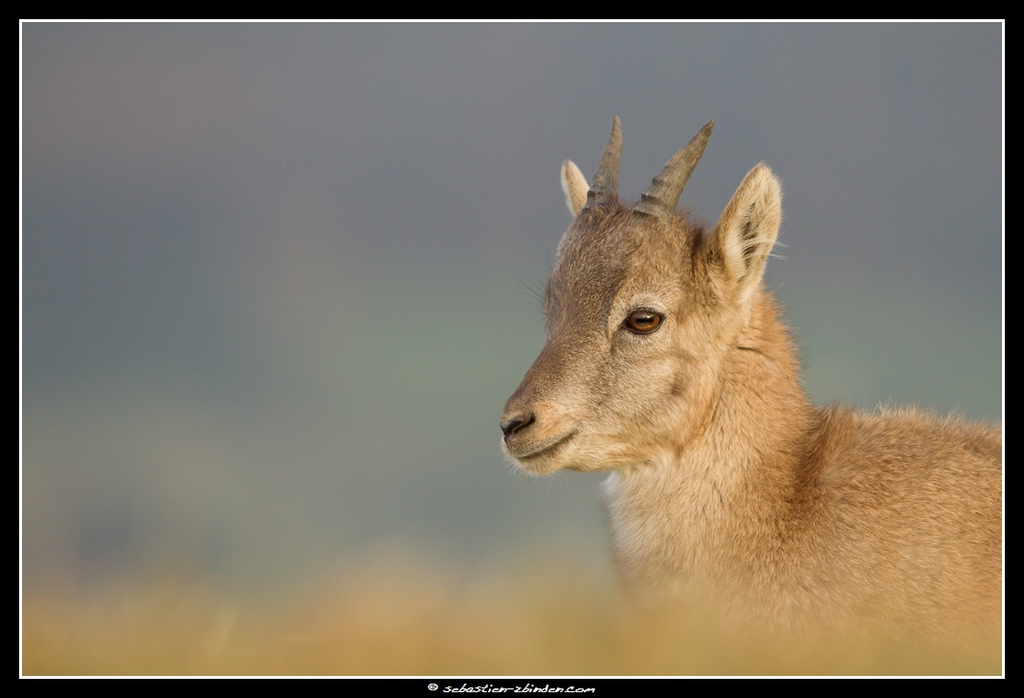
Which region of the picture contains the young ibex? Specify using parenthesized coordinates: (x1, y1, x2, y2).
(500, 118, 1001, 642)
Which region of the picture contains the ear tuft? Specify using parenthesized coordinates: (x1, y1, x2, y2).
(561, 160, 589, 217)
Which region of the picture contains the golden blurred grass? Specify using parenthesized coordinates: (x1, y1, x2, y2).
(21, 549, 1002, 676)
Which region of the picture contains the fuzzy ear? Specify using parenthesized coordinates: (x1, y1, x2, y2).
(561, 160, 589, 217)
(709, 163, 782, 305)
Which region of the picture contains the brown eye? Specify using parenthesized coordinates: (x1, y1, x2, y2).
(624, 309, 663, 334)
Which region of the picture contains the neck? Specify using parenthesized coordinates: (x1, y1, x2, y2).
(604, 291, 818, 601)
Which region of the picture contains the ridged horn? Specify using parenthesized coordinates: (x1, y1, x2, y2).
(582, 116, 622, 211)
(634, 119, 714, 220)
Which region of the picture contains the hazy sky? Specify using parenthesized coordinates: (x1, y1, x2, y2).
(21, 22, 1002, 589)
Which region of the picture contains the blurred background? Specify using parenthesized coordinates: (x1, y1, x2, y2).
(21, 22, 1002, 674)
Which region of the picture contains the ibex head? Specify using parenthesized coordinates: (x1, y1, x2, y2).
(501, 118, 783, 475)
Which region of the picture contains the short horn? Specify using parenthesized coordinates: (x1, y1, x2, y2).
(634, 119, 714, 220)
(583, 117, 622, 211)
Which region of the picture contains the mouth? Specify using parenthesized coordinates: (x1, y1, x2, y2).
(504, 430, 576, 463)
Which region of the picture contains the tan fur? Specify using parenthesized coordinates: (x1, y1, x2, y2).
(500, 121, 1002, 644)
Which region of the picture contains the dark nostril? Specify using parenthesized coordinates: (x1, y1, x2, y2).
(500, 413, 535, 439)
